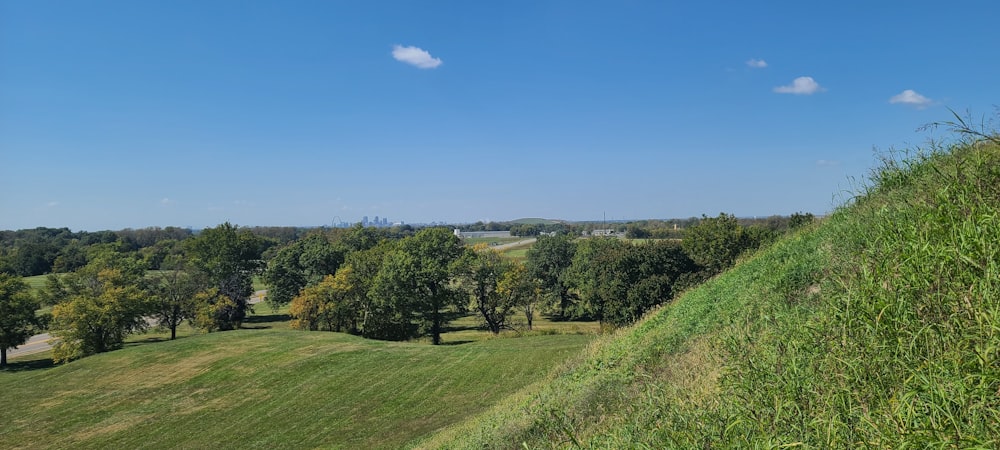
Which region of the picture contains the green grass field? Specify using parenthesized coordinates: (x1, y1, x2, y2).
(2, 305, 593, 449)
(23, 274, 51, 292)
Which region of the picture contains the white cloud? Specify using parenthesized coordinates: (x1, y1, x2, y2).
(746, 58, 767, 68)
(392, 45, 442, 69)
(160, 198, 175, 206)
(816, 159, 840, 167)
(889, 89, 932, 109)
(46, 201, 59, 207)
(774, 76, 823, 95)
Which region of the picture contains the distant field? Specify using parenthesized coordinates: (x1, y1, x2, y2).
(2, 305, 593, 449)
(501, 247, 529, 261)
(23, 274, 52, 292)
(461, 236, 524, 246)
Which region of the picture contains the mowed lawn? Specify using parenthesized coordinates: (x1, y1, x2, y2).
(0, 321, 591, 448)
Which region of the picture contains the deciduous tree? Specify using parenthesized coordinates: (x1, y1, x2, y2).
(148, 268, 203, 340)
(525, 234, 577, 318)
(49, 251, 152, 362)
(0, 274, 43, 368)
(185, 223, 266, 330)
(289, 267, 359, 332)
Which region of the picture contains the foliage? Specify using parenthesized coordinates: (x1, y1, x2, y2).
(369, 228, 466, 344)
(525, 234, 577, 318)
(788, 211, 815, 229)
(185, 222, 266, 330)
(147, 269, 204, 340)
(681, 212, 757, 273)
(289, 268, 359, 332)
(457, 249, 525, 334)
(570, 239, 697, 326)
(49, 252, 152, 362)
(0, 274, 43, 368)
(262, 232, 345, 309)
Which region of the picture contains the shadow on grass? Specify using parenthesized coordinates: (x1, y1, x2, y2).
(2, 355, 56, 372)
(440, 340, 474, 346)
(242, 313, 290, 329)
(442, 324, 481, 333)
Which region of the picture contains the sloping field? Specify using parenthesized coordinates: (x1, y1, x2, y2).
(423, 135, 1000, 447)
(0, 330, 590, 449)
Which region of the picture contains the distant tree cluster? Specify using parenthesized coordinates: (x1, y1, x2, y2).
(508, 222, 573, 237)
(6, 223, 273, 362)
(0, 227, 195, 277)
(521, 213, 779, 326)
(0, 211, 797, 364)
(278, 227, 538, 344)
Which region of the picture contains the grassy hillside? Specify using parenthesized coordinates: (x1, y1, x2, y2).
(0, 327, 590, 449)
(422, 133, 1000, 447)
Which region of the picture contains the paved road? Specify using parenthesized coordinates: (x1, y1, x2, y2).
(486, 238, 537, 251)
(7, 290, 268, 359)
(8, 333, 53, 358)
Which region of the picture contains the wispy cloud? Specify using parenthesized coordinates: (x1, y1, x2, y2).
(392, 45, 442, 69)
(746, 58, 767, 68)
(160, 198, 175, 206)
(774, 76, 824, 95)
(816, 159, 840, 167)
(889, 89, 932, 109)
(46, 201, 59, 208)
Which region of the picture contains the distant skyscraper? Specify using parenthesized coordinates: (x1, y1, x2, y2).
(362, 216, 369, 226)
(374, 216, 380, 227)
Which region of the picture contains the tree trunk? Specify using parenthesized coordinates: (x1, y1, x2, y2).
(1, 348, 7, 368)
(431, 308, 442, 345)
(170, 325, 177, 340)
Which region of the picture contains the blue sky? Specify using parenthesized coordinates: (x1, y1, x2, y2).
(2, 1, 999, 231)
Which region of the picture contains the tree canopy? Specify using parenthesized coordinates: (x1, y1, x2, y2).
(0, 274, 43, 368)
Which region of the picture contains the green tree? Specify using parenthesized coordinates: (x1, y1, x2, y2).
(457, 249, 521, 334)
(262, 233, 344, 309)
(148, 268, 204, 340)
(681, 213, 752, 274)
(289, 267, 359, 332)
(570, 239, 696, 326)
(497, 260, 538, 331)
(0, 274, 43, 368)
(370, 228, 465, 344)
(49, 252, 152, 362)
(625, 224, 651, 239)
(525, 234, 577, 318)
(367, 250, 421, 341)
(185, 223, 266, 330)
(344, 241, 397, 338)
(788, 211, 815, 229)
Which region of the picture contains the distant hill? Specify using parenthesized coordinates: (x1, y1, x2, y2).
(508, 218, 563, 225)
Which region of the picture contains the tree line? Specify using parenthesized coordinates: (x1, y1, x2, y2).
(277, 213, 812, 341)
(0, 213, 814, 366)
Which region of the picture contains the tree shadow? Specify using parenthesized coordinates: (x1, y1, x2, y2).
(1, 356, 56, 372)
(442, 323, 481, 333)
(439, 340, 474, 346)
(241, 313, 290, 329)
